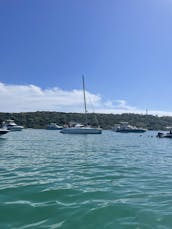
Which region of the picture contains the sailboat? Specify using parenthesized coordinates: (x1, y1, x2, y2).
(60, 76, 102, 134)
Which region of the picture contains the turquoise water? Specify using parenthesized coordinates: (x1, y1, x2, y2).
(1, 129, 172, 229)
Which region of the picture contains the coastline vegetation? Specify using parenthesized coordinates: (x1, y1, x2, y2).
(0, 111, 172, 130)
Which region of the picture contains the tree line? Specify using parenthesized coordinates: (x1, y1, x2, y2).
(0, 111, 172, 130)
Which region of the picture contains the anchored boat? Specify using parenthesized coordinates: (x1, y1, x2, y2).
(0, 128, 9, 136)
(60, 76, 102, 134)
(112, 122, 146, 133)
(156, 132, 172, 138)
(2, 120, 24, 131)
(46, 123, 63, 130)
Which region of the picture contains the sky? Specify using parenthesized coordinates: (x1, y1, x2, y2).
(1, 0, 172, 115)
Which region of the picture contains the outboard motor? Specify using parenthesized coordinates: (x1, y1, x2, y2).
(156, 132, 163, 138)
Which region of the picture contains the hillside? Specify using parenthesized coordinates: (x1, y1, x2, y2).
(0, 112, 172, 130)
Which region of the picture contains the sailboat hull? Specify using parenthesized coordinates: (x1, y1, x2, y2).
(60, 127, 102, 134)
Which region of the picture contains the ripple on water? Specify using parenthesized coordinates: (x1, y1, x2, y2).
(1, 130, 172, 228)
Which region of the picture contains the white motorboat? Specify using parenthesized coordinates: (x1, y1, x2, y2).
(60, 76, 102, 134)
(2, 120, 24, 131)
(46, 123, 63, 130)
(112, 122, 146, 133)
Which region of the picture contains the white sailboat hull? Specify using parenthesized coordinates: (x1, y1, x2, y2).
(60, 127, 102, 134)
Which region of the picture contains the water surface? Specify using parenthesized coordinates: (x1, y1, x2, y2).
(0, 129, 172, 228)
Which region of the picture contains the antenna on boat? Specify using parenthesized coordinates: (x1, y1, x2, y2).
(82, 75, 88, 125)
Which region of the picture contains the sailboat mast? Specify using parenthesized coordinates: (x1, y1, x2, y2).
(82, 75, 88, 125)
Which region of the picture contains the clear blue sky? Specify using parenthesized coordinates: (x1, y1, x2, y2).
(0, 0, 172, 113)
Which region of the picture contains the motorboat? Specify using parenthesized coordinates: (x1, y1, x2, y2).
(2, 120, 24, 131)
(112, 122, 146, 133)
(60, 76, 102, 134)
(156, 132, 172, 138)
(46, 123, 63, 130)
(0, 128, 9, 136)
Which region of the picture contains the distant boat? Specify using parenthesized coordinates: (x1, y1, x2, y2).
(46, 123, 63, 130)
(2, 120, 24, 131)
(112, 122, 146, 133)
(60, 76, 102, 134)
(156, 132, 172, 138)
(61, 123, 102, 134)
(0, 128, 9, 136)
